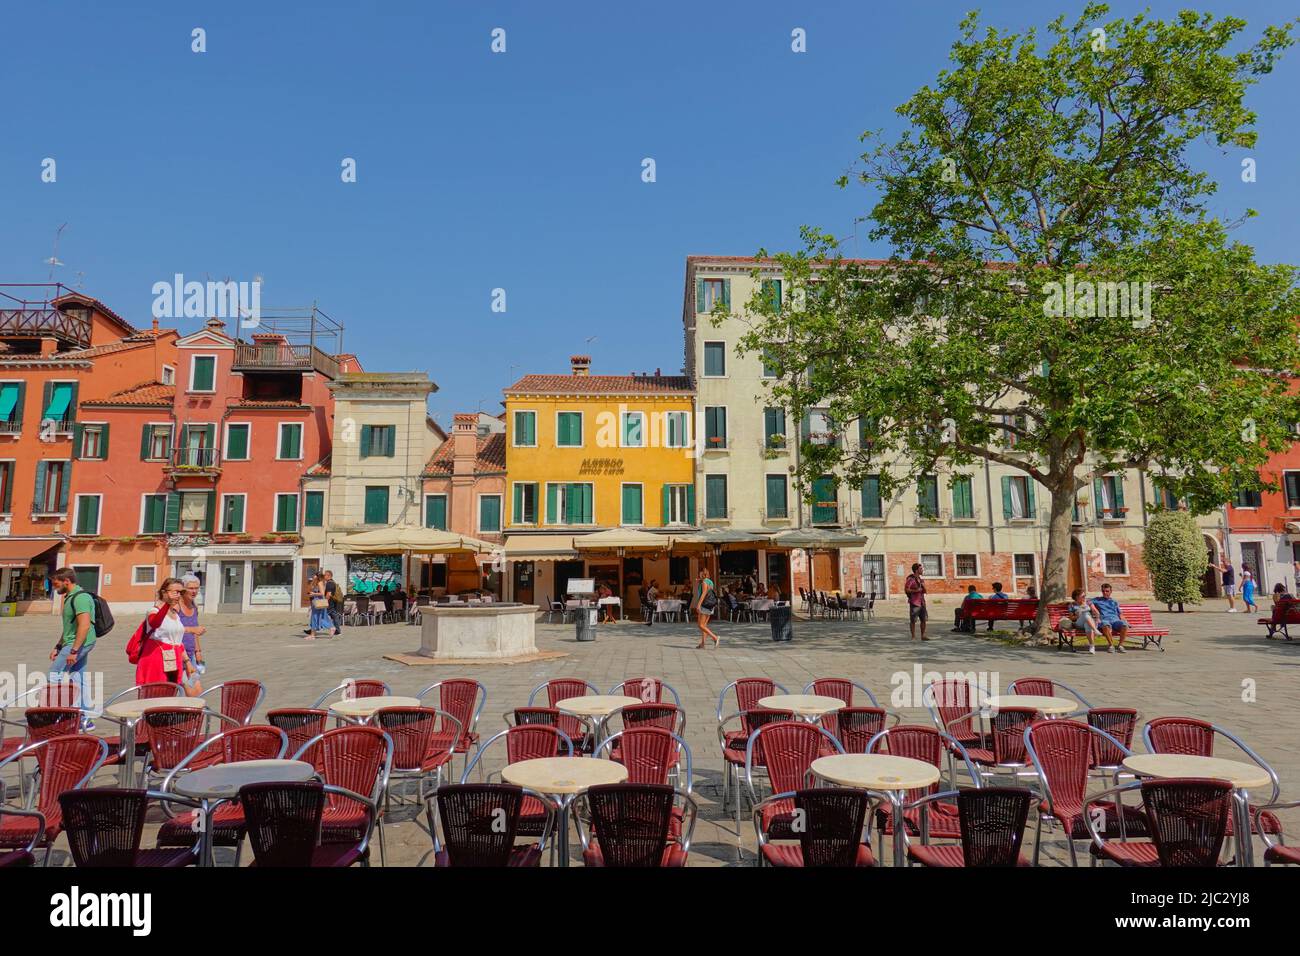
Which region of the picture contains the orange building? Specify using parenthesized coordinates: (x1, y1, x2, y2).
(0, 285, 177, 614)
(420, 413, 506, 596)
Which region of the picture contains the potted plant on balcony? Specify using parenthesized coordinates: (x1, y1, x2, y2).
(116, 536, 136, 545)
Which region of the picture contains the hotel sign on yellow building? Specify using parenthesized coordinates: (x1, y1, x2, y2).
(503, 356, 696, 530)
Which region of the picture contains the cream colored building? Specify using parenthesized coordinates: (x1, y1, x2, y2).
(683, 255, 1184, 600)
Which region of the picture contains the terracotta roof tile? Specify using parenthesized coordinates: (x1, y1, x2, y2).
(231, 399, 308, 409)
(504, 374, 692, 395)
(306, 454, 331, 477)
(422, 432, 506, 477)
(81, 381, 175, 407)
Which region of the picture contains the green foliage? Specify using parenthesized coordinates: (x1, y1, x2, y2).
(1142, 509, 1208, 605)
(726, 4, 1298, 615)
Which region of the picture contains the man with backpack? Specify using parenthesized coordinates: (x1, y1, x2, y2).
(48, 567, 98, 730)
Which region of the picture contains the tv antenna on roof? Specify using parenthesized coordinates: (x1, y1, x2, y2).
(45, 223, 68, 280)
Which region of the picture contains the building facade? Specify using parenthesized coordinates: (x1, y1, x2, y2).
(421, 412, 506, 595)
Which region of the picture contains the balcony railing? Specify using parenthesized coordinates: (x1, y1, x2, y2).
(0, 420, 21, 435)
(169, 447, 221, 469)
(233, 343, 340, 378)
(811, 504, 840, 525)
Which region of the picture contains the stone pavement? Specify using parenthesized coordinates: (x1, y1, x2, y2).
(2, 598, 1296, 866)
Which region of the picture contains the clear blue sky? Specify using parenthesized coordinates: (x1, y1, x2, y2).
(3, 0, 1296, 424)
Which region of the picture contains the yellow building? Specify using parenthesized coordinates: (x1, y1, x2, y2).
(502, 355, 698, 608)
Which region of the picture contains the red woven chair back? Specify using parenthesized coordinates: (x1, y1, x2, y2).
(832, 708, 887, 754)
(754, 722, 825, 793)
(957, 787, 1031, 866)
(617, 678, 665, 703)
(435, 784, 526, 866)
(142, 708, 208, 772)
(790, 788, 869, 867)
(1141, 778, 1233, 867)
(544, 680, 591, 743)
(1146, 717, 1214, 757)
(37, 683, 81, 708)
(136, 682, 181, 700)
(930, 679, 982, 740)
(58, 789, 149, 867)
(741, 708, 795, 766)
(506, 725, 568, 763)
(239, 781, 325, 867)
(991, 707, 1038, 765)
(1009, 677, 1055, 697)
(35, 735, 104, 820)
(435, 680, 480, 746)
(219, 681, 263, 725)
(874, 725, 944, 802)
(267, 709, 328, 767)
(1025, 719, 1091, 816)
(512, 707, 559, 726)
(317, 726, 387, 807)
(620, 703, 681, 734)
(209, 726, 289, 765)
(340, 680, 388, 700)
(26, 707, 82, 745)
(585, 784, 676, 867)
(810, 678, 854, 707)
(614, 728, 676, 786)
(735, 678, 776, 712)
(373, 707, 438, 771)
(1087, 709, 1137, 767)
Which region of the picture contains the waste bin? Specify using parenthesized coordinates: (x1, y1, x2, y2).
(769, 603, 794, 642)
(575, 606, 599, 642)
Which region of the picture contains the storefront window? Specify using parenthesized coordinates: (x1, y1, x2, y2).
(250, 560, 293, 606)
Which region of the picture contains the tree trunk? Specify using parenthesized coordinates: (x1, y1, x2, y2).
(1034, 476, 1076, 640)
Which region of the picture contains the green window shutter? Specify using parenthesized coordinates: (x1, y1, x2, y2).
(71, 424, 84, 460)
(862, 477, 881, 518)
(1, 464, 11, 513)
(545, 484, 558, 524)
(1001, 476, 1013, 520)
(953, 476, 973, 518)
(286, 425, 301, 459)
(13, 382, 24, 425)
(59, 462, 72, 512)
(622, 485, 642, 525)
(226, 425, 248, 460)
(364, 487, 388, 525)
(425, 495, 447, 530)
(359, 425, 372, 458)
(686, 484, 696, 524)
(223, 496, 245, 532)
(140, 424, 151, 460)
(1094, 477, 1105, 515)
(480, 497, 501, 532)
(99, 423, 110, 460)
(766, 476, 787, 517)
(164, 492, 181, 533)
(76, 497, 97, 535)
(193, 357, 215, 391)
(582, 484, 593, 524)
(721, 279, 731, 308)
(33, 463, 47, 513)
(68, 382, 79, 420)
(305, 491, 324, 527)
(203, 492, 217, 532)
(513, 484, 523, 524)
(384, 426, 396, 457)
(706, 476, 727, 519)
(1112, 475, 1125, 510)
(41, 382, 52, 419)
(1025, 480, 1037, 518)
(525, 413, 536, 445)
(762, 279, 782, 313)
(695, 278, 706, 313)
(662, 485, 671, 524)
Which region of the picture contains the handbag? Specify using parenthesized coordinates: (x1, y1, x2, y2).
(159, 644, 178, 672)
(125, 619, 146, 664)
(699, 590, 718, 613)
(312, 597, 329, 610)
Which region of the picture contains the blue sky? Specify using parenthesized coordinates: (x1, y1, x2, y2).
(2, 0, 1296, 424)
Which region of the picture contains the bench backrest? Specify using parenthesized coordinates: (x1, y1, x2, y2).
(1045, 603, 1070, 626)
(1119, 603, 1154, 627)
(967, 598, 1038, 618)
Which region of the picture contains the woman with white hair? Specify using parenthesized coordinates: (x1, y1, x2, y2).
(178, 573, 205, 695)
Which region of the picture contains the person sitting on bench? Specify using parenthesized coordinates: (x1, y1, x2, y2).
(1087, 584, 1128, 653)
(1060, 587, 1101, 654)
(1264, 583, 1298, 639)
(983, 582, 1009, 630)
(953, 584, 983, 632)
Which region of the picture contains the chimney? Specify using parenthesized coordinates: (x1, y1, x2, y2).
(204, 316, 226, 334)
(39, 338, 58, 356)
(452, 413, 478, 477)
(570, 354, 591, 376)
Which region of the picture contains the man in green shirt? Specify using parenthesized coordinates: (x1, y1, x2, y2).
(49, 567, 96, 730)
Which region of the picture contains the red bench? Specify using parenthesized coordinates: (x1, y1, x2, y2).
(960, 599, 1038, 631)
(1258, 601, 1300, 640)
(1050, 602, 1168, 652)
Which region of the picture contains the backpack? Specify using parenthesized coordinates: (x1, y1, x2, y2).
(86, 592, 115, 637)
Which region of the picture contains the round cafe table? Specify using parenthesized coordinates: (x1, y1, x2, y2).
(812, 753, 941, 867)
(328, 696, 421, 722)
(757, 694, 845, 721)
(501, 757, 628, 866)
(1122, 753, 1272, 868)
(556, 695, 641, 747)
(174, 759, 317, 867)
(103, 696, 205, 787)
(983, 695, 1078, 717)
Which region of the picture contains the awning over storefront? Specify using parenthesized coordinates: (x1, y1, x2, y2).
(332, 528, 495, 555)
(503, 534, 579, 562)
(573, 528, 675, 552)
(770, 528, 868, 549)
(0, 538, 60, 569)
(672, 529, 775, 549)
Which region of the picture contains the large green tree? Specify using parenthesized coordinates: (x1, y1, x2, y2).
(732, 5, 1300, 635)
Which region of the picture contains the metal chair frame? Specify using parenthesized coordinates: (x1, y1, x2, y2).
(594, 729, 694, 793)
(291, 728, 394, 867)
(573, 784, 699, 865)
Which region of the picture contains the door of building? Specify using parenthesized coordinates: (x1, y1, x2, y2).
(554, 560, 585, 600)
(73, 567, 100, 594)
(766, 551, 791, 600)
(811, 551, 839, 591)
(861, 554, 886, 598)
(1240, 542, 1265, 591)
(512, 561, 535, 605)
(219, 561, 244, 613)
(1068, 539, 1083, 593)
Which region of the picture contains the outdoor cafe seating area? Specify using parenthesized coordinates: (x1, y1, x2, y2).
(0, 670, 1296, 868)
